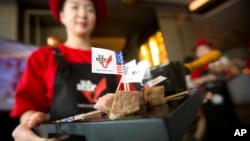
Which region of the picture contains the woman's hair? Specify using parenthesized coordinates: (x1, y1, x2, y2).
(59, 0, 66, 12)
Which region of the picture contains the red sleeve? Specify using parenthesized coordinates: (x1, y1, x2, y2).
(190, 69, 201, 80)
(190, 65, 209, 80)
(10, 48, 50, 118)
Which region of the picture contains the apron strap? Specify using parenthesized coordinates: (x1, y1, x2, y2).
(51, 47, 70, 78)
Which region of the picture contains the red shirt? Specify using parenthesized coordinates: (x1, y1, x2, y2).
(190, 65, 209, 80)
(10, 45, 93, 118)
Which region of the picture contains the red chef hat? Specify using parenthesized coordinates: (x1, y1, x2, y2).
(49, 0, 107, 26)
(192, 38, 212, 51)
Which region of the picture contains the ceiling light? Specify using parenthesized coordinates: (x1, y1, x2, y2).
(188, 0, 211, 12)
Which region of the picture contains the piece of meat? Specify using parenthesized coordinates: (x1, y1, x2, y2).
(148, 104, 169, 118)
(109, 91, 145, 120)
(143, 86, 167, 107)
(94, 93, 114, 113)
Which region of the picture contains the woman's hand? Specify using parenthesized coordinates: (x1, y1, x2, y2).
(12, 111, 69, 141)
(203, 92, 212, 103)
(191, 73, 218, 86)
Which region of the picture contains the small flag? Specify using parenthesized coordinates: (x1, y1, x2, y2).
(115, 51, 125, 75)
(145, 75, 167, 87)
(92, 47, 125, 75)
(124, 59, 136, 75)
(121, 60, 148, 83)
(138, 60, 149, 79)
(92, 47, 117, 74)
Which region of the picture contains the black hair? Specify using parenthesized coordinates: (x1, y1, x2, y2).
(59, 0, 66, 12)
(183, 55, 195, 63)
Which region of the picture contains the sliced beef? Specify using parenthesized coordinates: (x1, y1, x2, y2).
(109, 91, 145, 120)
(94, 93, 114, 113)
(143, 86, 167, 107)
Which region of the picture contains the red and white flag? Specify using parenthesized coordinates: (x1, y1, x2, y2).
(92, 47, 125, 75)
(115, 51, 125, 75)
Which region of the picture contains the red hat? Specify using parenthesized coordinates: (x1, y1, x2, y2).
(192, 38, 212, 51)
(49, 0, 107, 26)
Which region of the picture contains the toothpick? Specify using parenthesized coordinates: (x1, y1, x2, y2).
(127, 83, 130, 91)
(165, 90, 189, 101)
(115, 79, 121, 93)
(123, 74, 127, 91)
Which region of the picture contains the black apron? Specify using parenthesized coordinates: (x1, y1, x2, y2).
(50, 48, 117, 121)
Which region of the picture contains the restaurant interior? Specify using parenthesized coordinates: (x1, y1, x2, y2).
(0, 0, 250, 140)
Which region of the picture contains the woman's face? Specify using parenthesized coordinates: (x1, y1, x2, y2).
(195, 45, 212, 58)
(60, 0, 96, 37)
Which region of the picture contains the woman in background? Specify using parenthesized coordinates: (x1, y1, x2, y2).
(190, 39, 238, 141)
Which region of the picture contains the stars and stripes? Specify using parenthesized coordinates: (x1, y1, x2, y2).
(92, 47, 148, 91)
(115, 51, 125, 75)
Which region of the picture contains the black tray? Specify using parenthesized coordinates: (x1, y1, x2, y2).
(34, 88, 205, 141)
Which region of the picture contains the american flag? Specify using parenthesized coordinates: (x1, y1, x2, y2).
(115, 51, 125, 75)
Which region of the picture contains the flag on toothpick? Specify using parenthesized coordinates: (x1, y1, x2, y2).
(115, 51, 125, 75)
(121, 60, 148, 83)
(124, 59, 136, 75)
(91, 47, 125, 75)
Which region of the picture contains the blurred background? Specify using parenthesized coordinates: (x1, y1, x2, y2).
(0, 0, 250, 141)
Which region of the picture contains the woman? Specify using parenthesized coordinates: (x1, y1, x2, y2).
(190, 39, 217, 85)
(190, 39, 238, 141)
(188, 39, 216, 141)
(11, 0, 118, 140)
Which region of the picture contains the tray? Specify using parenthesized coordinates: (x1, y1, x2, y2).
(34, 88, 205, 141)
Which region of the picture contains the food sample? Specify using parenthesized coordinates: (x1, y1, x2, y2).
(148, 104, 169, 118)
(109, 91, 145, 120)
(93, 93, 114, 114)
(143, 86, 167, 107)
(94, 86, 171, 120)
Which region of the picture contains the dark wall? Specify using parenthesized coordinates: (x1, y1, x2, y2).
(191, 0, 250, 51)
